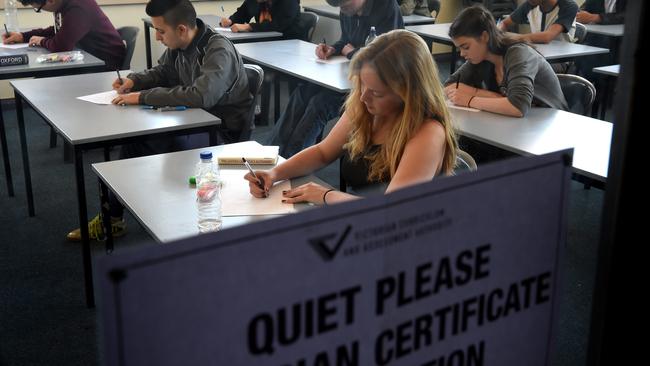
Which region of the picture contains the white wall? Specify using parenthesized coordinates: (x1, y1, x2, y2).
(1, 0, 465, 99)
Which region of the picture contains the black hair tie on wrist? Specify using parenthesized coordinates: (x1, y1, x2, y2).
(322, 189, 335, 205)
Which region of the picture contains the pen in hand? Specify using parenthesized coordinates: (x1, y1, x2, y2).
(456, 72, 461, 89)
(3, 24, 8, 37)
(116, 69, 123, 86)
(242, 157, 265, 190)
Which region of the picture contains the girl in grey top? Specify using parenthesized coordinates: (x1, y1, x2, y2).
(444, 5, 568, 117)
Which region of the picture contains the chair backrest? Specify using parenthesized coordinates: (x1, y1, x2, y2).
(454, 149, 478, 173)
(427, 0, 441, 19)
(574, 22, 587, 43)
(117, 26, 139, 70)
(299, 11, 319, 42)
(557, 73, 596, 116)
(240, 64, 264, 141)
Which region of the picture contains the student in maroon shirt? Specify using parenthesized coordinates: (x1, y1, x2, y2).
(2, 0, 126, 70)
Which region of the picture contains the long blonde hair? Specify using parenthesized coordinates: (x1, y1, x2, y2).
(344, 29, 457, 181)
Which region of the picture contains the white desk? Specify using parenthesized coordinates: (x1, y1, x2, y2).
(0, 47, 105, 199)
(451, 107, 611, 184)
(92, 141, 322, 243)
(303, 4, 435, 25)
(235, 39, 351, 93)
(593, 64, 619, 77)
(407, 23, 610, 73)
(142, 14, 283, 68)
(593, 64, 619, 119)
(11, 71, 221, 307)
(585, 24, 624, 37)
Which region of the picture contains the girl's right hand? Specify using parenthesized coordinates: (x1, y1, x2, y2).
(244, 170, 276, 198)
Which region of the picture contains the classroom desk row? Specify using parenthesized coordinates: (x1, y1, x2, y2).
(0, 46, 105, 199)
(405, 23, 614, 74)
(234, 39, 611, 185)
(142, 6, 439, 69)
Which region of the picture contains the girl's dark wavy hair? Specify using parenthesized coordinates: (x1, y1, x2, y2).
(448, 5, 528, 55)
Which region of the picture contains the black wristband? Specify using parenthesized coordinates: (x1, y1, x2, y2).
(323, 189, 335, 205)
(467, 95, 476, 108)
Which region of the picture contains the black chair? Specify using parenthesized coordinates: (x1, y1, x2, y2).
(117, 26, 139, 70)
(574, 22, 587, 44)
(427, 0, 441, 19)
(299, 11, 319, 42)
(241, 64, 265, 141)
(454, 149, 478, 173)
(557, 73, 596, 116)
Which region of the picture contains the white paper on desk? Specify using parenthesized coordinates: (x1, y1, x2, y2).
(76, 90, 118, 105)
(313, 56, 350, 64)
(220, 169, 296, 216)
(0, 43, 29, 49)
(213, 26, 233, 33)
(446, 100, 480, 112)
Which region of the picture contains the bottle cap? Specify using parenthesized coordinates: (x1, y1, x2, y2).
(189, 176, 196, 185)
(200, 151, 213, 160)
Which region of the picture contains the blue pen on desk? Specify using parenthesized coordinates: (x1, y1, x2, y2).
(242, 157, 264, 189)
(158, 106, 187, 112)
(141, 105, 157, 110)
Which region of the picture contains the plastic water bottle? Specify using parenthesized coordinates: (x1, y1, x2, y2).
(364, 26, 377, 46)
(196, 151, 222, 233)
(3, 0, 19, 32)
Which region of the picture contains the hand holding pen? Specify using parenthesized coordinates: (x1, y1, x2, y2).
(242, 158, 274, 198)
(316, 37, 335, 60)
(112, 74, 134, 94)
(2, 23, 22, 44)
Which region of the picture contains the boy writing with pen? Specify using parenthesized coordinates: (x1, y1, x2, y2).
(219, 0, 303, 39)
(66, 0, 253, 242)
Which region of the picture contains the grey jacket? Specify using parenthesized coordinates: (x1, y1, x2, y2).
(128, 19, 253, 132)
(446, 43, 568, 116)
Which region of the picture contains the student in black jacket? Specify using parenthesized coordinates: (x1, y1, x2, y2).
(220, 0, 303, 39)
(577, 0, 626, 25)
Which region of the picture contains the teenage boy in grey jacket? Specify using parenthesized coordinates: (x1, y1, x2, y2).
(67, 0, 253, 241)
(112, 0, 252, 144)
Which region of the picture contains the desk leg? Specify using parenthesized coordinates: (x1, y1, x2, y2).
(74, 148, 95, 308)
(0, 101, 14, 196)
(99, 178, 114, 254)
(599, 76, 610, 121)
(144, 21, 152, 69)
(209, 127, 218, 146)
(15, 95, 34, 216)
(450, 45, 458, 74)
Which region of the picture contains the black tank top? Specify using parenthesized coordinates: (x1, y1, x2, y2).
(340, 145, 389, 192)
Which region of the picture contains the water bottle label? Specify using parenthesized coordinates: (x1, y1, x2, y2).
(197, 182, 219, 202)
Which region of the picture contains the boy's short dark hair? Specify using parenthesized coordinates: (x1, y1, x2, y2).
(145, 0, 197, 28)
(19, 0, 45, 6)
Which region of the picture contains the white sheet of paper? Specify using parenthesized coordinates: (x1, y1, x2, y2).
(313, 56, 350, 64)
(446, 100, 480, 112)
(76, 90, 118, 105)
(220, 169, 295, 216)
(0, 43, 29, 49)
(214, 27, 233, 33)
